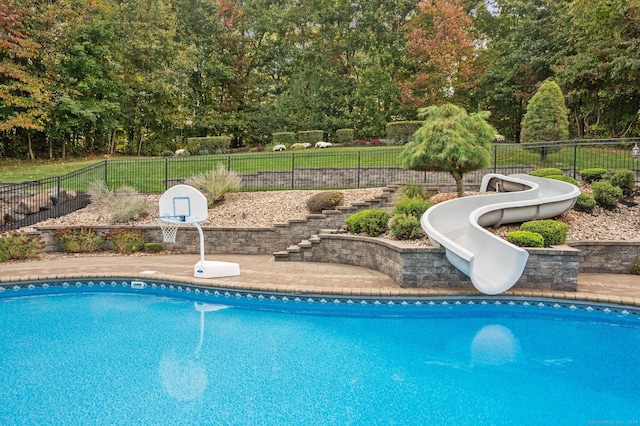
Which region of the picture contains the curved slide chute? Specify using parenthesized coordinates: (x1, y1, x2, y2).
(421, 174, 581, 295)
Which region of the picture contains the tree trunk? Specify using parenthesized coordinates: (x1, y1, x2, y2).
(27, 133, 35, 161)
(452, 170, 464, 197)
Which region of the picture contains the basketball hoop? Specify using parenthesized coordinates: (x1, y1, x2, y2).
(156, 216, 185, 243)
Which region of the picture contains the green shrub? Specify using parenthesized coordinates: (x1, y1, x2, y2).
(54, 227, 104, 253)
(610, 170, 636, 197)
(162, 150, 174, 157)
(519, 220, 568, 247)
(107, 228, 146, 254)
(345, 209, 389, 237)
(397, 184, 427, 199)
(272, 132, 296, 146)
(548, 174, 578, 186)
(184, 164, 242, 207)
(389, 213, 423, 240)
(579, 168, 607, 183)
(574, 193, 596, 213)
(110, 186, 152, 224)
(297, 130, 324, 145)
(0, 233, 43, 261)
(385, 121, 424, 143)
(592, 181, 623, 209)
(631, 256, 640, 275)
(529, 168, 564, 177)
(306, 191, 344, 213)
(177, 149, 190, 157)
(186, 136, 232, 154)
(392, 197, 432, 219)
(335, 129, 354, 144)
(144, 242, 164, 253)
(506, 230, 545, 248)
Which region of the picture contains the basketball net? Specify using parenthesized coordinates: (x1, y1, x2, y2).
(156, 217, 183, 243)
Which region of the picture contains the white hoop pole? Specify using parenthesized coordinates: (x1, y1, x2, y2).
(193, 223, 206, 264)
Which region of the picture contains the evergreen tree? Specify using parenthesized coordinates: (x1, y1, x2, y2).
(521, 79, 569, 160)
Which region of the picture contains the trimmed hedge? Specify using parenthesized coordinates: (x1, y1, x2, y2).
(385, 121, 424, 143)
(390, 213, 423, 240)
(610, 170, 636, 197)
(272, 132, 296, 146)
(592, 180, 622, 209)
(335, 129, 354, 144)
(186, 136, 232, 154)
(306, 191, 344, 213)
(574, 193, 596, 213)
(529, 168, 564, 177)
(298, 130, 324, 145)
(548, 174, 578, 186)
(346, 209, 389, 237)
(579, 168, 607, 183)
(520, 220, 568, 247)
(393, 197, 432, 219)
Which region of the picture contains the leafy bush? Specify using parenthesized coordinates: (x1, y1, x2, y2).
(0, 233, 43, 261)
(548, 174, 578, 186)
(345, 209, 389, 237)
(574, 193, 596, 213)
(385, 121, 424, 143)
(306, 191, 344, 213)
(506, 230, 545, 248)
(144, 242, 164, 253)
(610, 170, 636, 197)
(397, 184, 427, 199)
(186, 136, 232, 154)
(579, 168, 607, 183)
(297, 130, 324, 145)
(54, 227, 104, 253)
(107, 228, 146, 254)
(335, 129, 354, 144)
(631, 256, 640, 275)
(185, 164, 242, 207)
(392, 197, 432, 219)
(389, 213, 423, 240)
(519, 220, 568, 247)
(592, 181, 623, 209)
(272, 132, 296, 146)
(110, 186, 152, 223)
(529, 168, 564, 177)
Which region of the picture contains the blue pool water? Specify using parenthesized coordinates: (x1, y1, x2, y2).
(1, 281, 639, 425)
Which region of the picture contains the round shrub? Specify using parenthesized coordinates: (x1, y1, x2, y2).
(610, 170, 636, 197)
(592, 181, 623, 209)
(345, 209, 389, 237)
(306, 191, 344, 213)
(390, 213, 423, 240)
(547, 174, 578, 186)
(519, 220, 569, 247)
(529, 168, 564, 177)
(573, 193, 596, 213)
(392, 197, 432, 219)
(579, 168, 607, 183)
(506, 230, 545, 248)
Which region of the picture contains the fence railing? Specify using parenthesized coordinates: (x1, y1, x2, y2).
(1, 138, 639, 231)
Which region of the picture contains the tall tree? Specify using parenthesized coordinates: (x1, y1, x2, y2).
(401, 0, 478, 114)
(400, 103, 496, 197)
(0, 0, 50, 159)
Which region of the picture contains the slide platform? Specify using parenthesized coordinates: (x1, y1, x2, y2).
(421, 173, 581, 295)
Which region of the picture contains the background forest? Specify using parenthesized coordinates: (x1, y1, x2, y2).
(1, 0, 639, 159)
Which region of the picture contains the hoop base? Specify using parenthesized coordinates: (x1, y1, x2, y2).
(194, 260, 240, 278)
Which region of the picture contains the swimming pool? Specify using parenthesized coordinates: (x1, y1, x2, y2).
(1, 279, 639, 425)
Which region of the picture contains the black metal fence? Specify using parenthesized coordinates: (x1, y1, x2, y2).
(1, 138, 639, 231)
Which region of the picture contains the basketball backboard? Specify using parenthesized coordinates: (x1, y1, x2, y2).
(158, 185, 208, 224)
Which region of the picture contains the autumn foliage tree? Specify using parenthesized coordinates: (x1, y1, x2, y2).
(0, 1, 50, 159)
(401, 0, 478, 113)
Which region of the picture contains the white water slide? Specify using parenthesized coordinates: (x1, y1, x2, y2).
(421, 173, 581, 295)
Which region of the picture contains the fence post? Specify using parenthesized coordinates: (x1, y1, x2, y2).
(164, 156, 169, 191)
(56, 176, 61, 218)
(103, 159, 108, 187)
(357, 151, 361, 188)
(228, 155, 231, 171)
(493, 145, 497, 174)
(573, 139, 577, 180)
(291, 152, 295, 189)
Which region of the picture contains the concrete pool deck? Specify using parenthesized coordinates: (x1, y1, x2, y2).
(1, 254, 639, 306)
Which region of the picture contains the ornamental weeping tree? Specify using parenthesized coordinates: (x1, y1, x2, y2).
(521, 79, 569, 161)
(400, 104, 496, 197)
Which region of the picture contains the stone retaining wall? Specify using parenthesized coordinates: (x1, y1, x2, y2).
(278, 233, 581, 291)
(568, 241, 640, 274)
